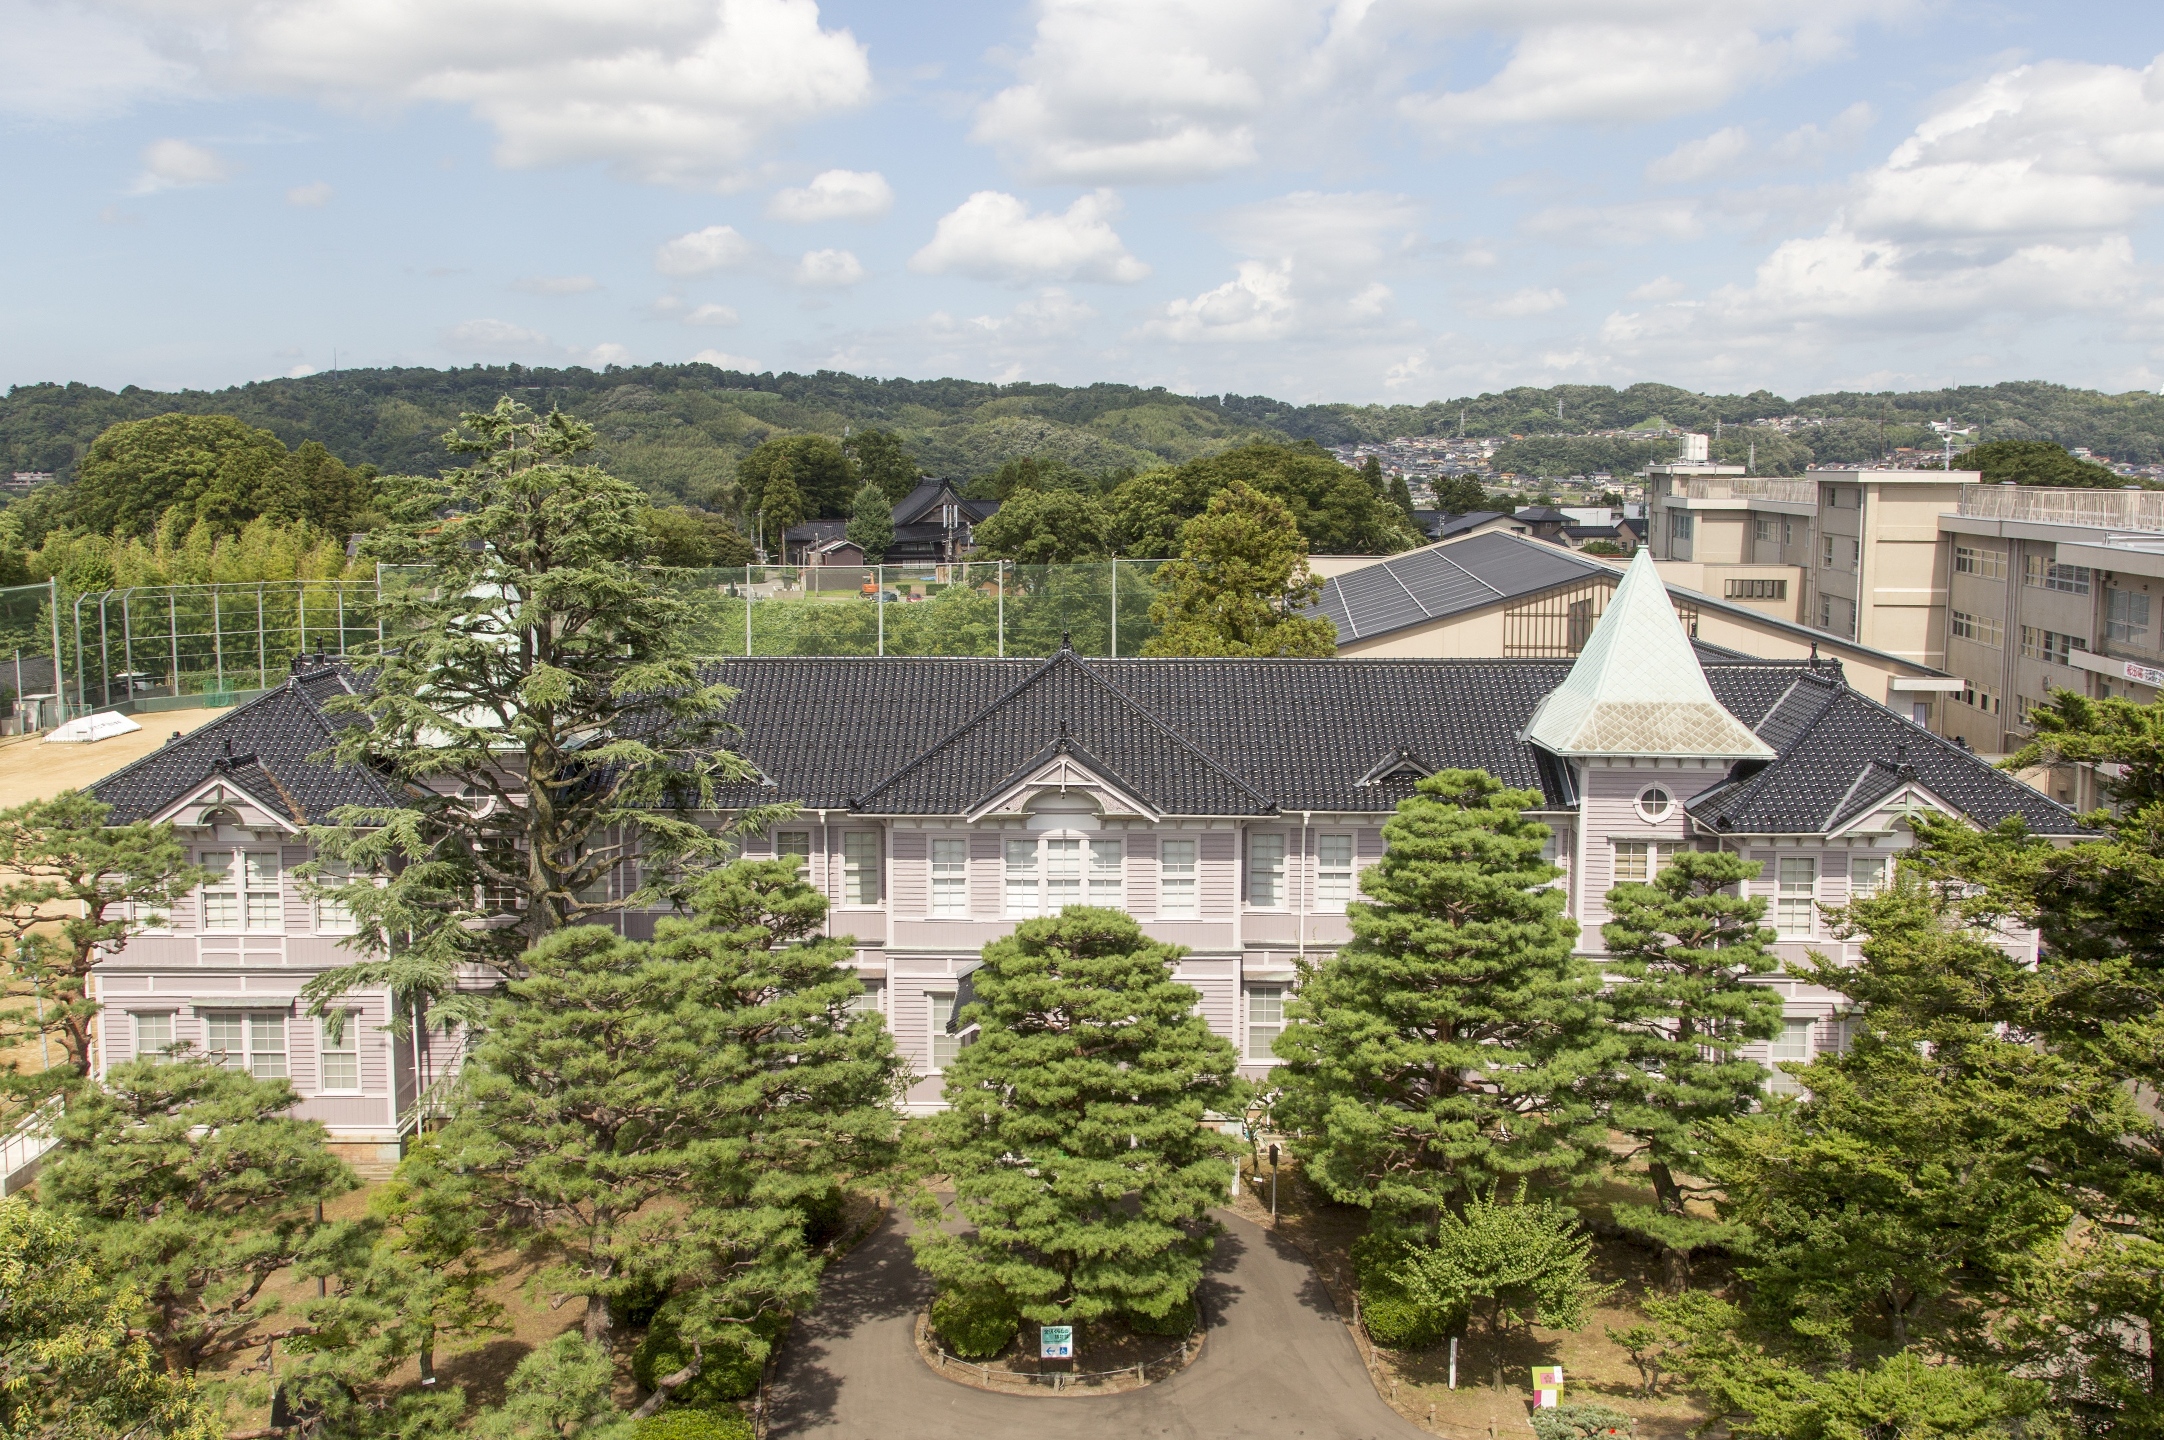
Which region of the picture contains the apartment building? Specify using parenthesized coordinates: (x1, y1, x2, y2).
(83, 553, 2075, 1162)
(1937, 485, 2164, 803)
(1645, 463, 1977, 677)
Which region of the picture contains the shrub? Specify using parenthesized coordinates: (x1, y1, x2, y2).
(1124, 1297, 1198, 1336)
(1358, 1280, 1446, 1350)
(632, 1296, 787, 1405)
(1529, 1402, 1634, 1440)
(930, 1285, 1020, 1359)
(796, 1184, 848, 1249)
(634, 1409, 754, 1440)
(617, 1275, 673, 1330)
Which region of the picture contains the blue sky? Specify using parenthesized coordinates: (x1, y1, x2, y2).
(5, 0, 2164, 404)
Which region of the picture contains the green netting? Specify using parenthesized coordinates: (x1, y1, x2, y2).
(62, 579, 382, 712)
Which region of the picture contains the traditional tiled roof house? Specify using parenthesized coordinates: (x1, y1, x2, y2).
(87, 552, 2079, 1159)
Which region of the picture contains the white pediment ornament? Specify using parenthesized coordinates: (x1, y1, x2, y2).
(1829, 780, 1960, 837)
(154, 775, 298, 834)
(967, 750, 1161, 823)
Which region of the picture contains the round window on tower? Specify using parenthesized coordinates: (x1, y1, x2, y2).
(1636, 786, 1673, 823)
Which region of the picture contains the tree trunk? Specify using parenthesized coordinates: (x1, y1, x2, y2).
(1646, 1160, 1692, 1291)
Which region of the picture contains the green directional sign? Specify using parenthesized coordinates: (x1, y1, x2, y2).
(1039, 1324, 1074, 1359)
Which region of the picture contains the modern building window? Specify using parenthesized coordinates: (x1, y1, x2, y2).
(775, 831, 811, 869)
(2024, 553, 2092, 594)
(930, 838, 968, 917)
(1247, 833, 1286, 907)
(1613, 841, 1678, 884)
(2019, 626, 2087, 665)
(206, 1012, 287, 1080)
(318, 1014, 360, 1092)
(1753, 517, 1776, 544)
(1159, 838, 1198, 919)
(928, 991, 959, 1070)
(1821, 535, 1836, 568)
(1246, 985, 1285, 1062)
(1949, 611, 2002, 647)
(133, 1012, 174, 1057)
(2017, 693, 2048, 729)
(1850, 856, 1887, 897)
(1669, 512, 1694, 541)
(200, 851, 282, 932)
(1954, 544, 2007, 581)
(1725, 578, 1787, 600)
(1781, 518, 1796, 547)
(2107, 587, 2152, 646)
(841, 830, 883, 904)
(1776, 857, 1817, 937)
(1088, 839, 1124, 907)
(1958, 681, 2000, 714)
(1315, 834, 1354, 912)
(1765, 1017, 1814, 1096)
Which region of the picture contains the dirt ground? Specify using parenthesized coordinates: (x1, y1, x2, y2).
(1229, 1151, 1714, 1439)
(0, 706, 229, 807)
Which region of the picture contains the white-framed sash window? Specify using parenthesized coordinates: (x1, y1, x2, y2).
(1159, 838, 1198, 919)
(1849, 855, 1887, 898)
(1005, 839, 1041, 917)
(931, 839, 968, 917)
(1088, 839, 1123, 907)
(1777, 858, 1818, 936)
(205, 1012, 288, 1080)
(318, 1013, 360, 1092)
(200, 851, 283, 933)
(841, 830, 883, 905)
(1247, 832, 1285, 907)
(928, 991, 959, 1071)
(132, 1012, 175, 1058)
(1246, 985, 1285, 1062)
(1315, 834, 1353, 912)
(1765, 1017, 1814, 1095)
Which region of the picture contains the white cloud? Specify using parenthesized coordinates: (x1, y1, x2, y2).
(584, 342, 632, 367)
(655, 225, 760, 277)
(795, 247, 865, 287)
(931, 289, 1099, 344)
(57, 0, 872, 189)
(1646, 104, 1876, 182)
(284, 180, 334, 207)
(1628, 275, 1686, 300)
(685, 303, 741, 326)
(1480, 287, 1568, 317)
(512, 274, 600, 294)
(1646, 126, 1751, 184)
(691, 348, 763, 369)
(1522, 199, 1704, 244)
(443, 318, 555, 354)
(130, 137, 230, 193)
(910, 191, 1149, 284)
(1151, 260, 1297, 342)
(0, 0, 192, 121)
(1146, 191, 1423, 346)
(1211, 191, 1422, 285)
(766, 168, 893, 221)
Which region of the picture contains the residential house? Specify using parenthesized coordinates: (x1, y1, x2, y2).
(85, 553, 2075, 1160)
(886, 479, 998, 564)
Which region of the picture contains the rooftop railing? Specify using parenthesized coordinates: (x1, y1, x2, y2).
(1666, 477, 1819, 504)
(1955, 484, 2164, 532)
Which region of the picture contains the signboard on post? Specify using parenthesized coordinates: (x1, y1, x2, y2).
(1040, 1325, 1074, 1360)
(1532, 1365, 1564, 1409)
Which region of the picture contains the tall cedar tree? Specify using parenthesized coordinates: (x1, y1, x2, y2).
(1388, 473, 1418, 518)
(1273, 769, 1616, 1230)
(1141, 481, 1338, 657)
(0, 1199, 219, 1440)
(40, 1057, 358, 1379)
(435, 859, 905, 1347)
(0, 792, 209, 1079)
(843, 482, 894, 562)
(842, 428, 922, 504)
(911, 907, 1244, 1332)
(1599, 850, 1784, 1284)
(304, 400, 777, 1024)
(737, 435, 853, 521)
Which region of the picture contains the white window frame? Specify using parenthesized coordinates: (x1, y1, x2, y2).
(1776, 857, 1817, 937)
(204, 1011, 288, 1080)
(1004, 838, 1042, 917)
(317, 1012, 361, 1093)
(1087, 837, 1124, 908)
(1314, 834, 1353, 913)
(1246, 984, 1285, 1063)
(314, 860, 358, 934)
(2107, 587, 2152, 647)
(841, 829, 883, 906)
(775, 830, 812, 870)
(1612, 840, 1677, 885)
(1634, 786, 1674, 823)
(1849, 855, 1887, 898)
(930, 838, 969, 917)
(928, 991, 959, 1071)
(199, 849, 284, 933)
(845, 979, 885, 1019)
(1158, 838, 1199, 920)
(1765, 1017, 1814, 1096)
(132, 1011, 175, 1058)
(1247, 832, 1286, 908)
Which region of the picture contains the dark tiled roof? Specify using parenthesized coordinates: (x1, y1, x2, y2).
(892, 479, 996, 528)
(1687, 669, 2085, 836)
(1316, 531, 1608, 642)
(91, 660, 398, 825)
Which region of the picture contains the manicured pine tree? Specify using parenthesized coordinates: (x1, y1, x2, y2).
(39, 1056, 359, 1380)
(911, 907, 1244, 1337)
(1141, 480, 1337, 658)
(434, 858, 905, 1349)
(1272, 769, 1616, 1230)
(1599, 849, 1785, 1285)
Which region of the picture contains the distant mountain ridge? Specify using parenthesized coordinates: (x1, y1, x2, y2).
(6, 365, 2162, 504)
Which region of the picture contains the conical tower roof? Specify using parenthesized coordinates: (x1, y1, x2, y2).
(1523, 548, 1774, 760)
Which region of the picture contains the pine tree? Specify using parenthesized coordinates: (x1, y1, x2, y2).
(1388, 472, 1418, 518)
(434, 858, 905, 1347)
(1599, 849, 1785, 1285)
(1141, 480, 1337, 658)
(1273, 769, 1616, 1230)
(843, 481, 894, 562)
(910, 907, 1244, 1336)
(0, 792, 209, 1079)
(759, 465, 807, 541)
(1362, 455, 1385, 495)
(39, 1057, 358, 1379)
(303, 399, 778, 1024)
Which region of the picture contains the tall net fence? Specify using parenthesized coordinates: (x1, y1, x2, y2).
(27, 559, 1183, 729)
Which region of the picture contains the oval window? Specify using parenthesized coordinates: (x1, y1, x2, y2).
(1637, 786, 1673, 822)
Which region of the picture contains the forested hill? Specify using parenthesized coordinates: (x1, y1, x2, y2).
(7, 365, 2164, 503)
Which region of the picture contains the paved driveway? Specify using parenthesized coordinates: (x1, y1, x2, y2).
(767, 1208, 1426, 1440)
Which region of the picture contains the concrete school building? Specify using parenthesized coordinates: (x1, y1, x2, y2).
(83, 552, 2077, 1160)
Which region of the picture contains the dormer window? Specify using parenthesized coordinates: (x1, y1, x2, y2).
(1635, 786, 1673, 823)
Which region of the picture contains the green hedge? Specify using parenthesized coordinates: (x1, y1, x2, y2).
(930, 1285, 1019, 1359)
(634, 1409, 754, 1440)
(1529, 1402, 1635, 1440)
(632, 1296, 787, 1406)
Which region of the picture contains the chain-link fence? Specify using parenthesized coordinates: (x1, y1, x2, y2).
(30, 559, 1183, 730)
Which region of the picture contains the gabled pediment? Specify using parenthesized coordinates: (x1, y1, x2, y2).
(1357, 746, 1433, 788)
(1826, 775, 1962, 837)
(965, 738, 1162, 822)
(154, 769, 299, 833)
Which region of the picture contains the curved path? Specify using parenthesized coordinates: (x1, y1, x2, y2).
(767, 1209, 1425, 1439)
